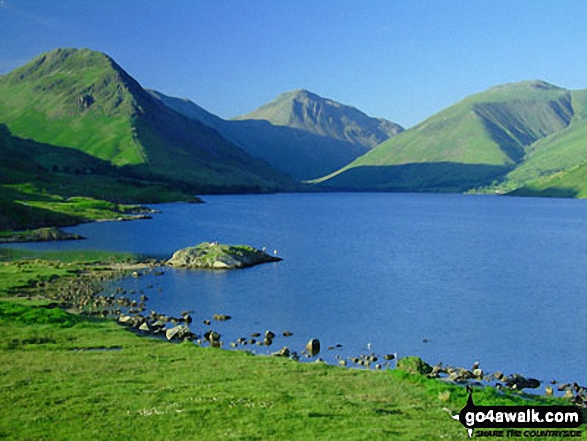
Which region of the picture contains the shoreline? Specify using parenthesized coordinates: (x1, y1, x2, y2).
(9, 254, 584, 406)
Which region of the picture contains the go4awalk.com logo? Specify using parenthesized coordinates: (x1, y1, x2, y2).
(451, 387, 584, 438)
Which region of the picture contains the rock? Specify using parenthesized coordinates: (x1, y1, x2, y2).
(166, 325, 188, 341)
(504, 374, 541, 390)
(265, 330, 276, 339)
(383, 353, 396, 361)
(138, 322, 150, 332)
(305, 338, 321, 357)
(283, 331, 293, 337)
(204, 330, 221, 343)
(396, 356, 433, 376)
(166, 242, 282, 270)
(213, 314, 231, 321)
(272, 347, 290, 357)
(118, 315, 133, 325)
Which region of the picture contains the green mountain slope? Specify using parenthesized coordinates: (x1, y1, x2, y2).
(314, 81, 575, 192)
(0, 48, 294, 193)
(0, 124, 196, 230)
(501, 89, 587, 188)
(150, 89, 404, 181)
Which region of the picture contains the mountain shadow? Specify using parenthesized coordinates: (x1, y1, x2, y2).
(313, 163, 512, 193)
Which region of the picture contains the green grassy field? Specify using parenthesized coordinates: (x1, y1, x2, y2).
(0, 251, 583, 440)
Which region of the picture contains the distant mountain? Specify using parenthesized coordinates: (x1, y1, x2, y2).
(0, 48, 294, 193)
(233, 89, 403, 148)
(150, 89, 403, 181)
(314, 80, 579, 193)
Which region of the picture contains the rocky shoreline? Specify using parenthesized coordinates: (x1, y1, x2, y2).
(19, 257, 585, 408)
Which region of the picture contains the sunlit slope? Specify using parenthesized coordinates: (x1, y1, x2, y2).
(0, 48, 293, 192)
(151, 89, 404, 181)
(315, 81, 574, 191)
(0, 124, 197, 230)
(503, 89, 587, 189)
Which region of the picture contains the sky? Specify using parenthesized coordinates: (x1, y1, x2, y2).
(2, 0, 587, 128)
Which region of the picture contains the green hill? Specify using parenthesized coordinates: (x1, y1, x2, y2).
(314, 81, 576, 192)
(498, 89, 587, 195)
(0, 48, 294, 194)
(0, 124, 196, 230)
(150, 89, 403, 181)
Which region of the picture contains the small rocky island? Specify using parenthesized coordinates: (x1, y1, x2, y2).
(166, 242, 282, 270)
(0, 227, 84, 243)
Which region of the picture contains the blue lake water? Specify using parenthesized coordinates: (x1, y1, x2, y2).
(8, 193, 587, 386)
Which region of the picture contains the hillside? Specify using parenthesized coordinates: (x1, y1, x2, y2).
(314, 81, 576, 192)
(0, 48, 294, 194)
(0, 124, 197, 230)
(150, 89, 404, 181)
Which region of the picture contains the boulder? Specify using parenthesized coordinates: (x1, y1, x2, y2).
(166, 325, 188, 341)
(166, 242, 282, 270)
(396, 356, 433, 376)
(306, 338, 321, 357)
(504, 374, 540, 390)
(204, 330, 221, 343)
(272, 347, 290, 357)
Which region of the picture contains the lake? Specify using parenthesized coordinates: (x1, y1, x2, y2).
(9, 193, 587, 387)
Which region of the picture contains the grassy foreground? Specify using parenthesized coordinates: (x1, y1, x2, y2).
(0, 252, 583, 440)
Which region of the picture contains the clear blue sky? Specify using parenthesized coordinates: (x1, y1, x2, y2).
(2, 0, 587, 128)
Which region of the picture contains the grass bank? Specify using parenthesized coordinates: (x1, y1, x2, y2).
(0, 251, 583, 440)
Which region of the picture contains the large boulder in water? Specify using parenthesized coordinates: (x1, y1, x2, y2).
(166, 242, 282, 270)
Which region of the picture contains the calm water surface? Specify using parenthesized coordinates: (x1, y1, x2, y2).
(9, 193, 587, 385)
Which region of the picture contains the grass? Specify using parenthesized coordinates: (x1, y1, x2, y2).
(0, 252, 583, 440)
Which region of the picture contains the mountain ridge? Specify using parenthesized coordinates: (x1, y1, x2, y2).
(150, 88, 403, 181)
(0, 48, 295, 193)
(314, 79, 584, 194)
(233, 88, 403, 149)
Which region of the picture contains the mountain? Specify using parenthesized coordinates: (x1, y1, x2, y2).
(313, 81, 577, 192)
(149, 89, 403, 181)
(233, 89, 403, 148)
(0, 48, 294, 194)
